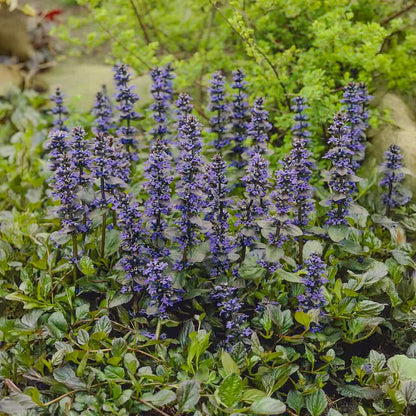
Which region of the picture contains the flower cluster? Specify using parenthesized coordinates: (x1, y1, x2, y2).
(92, 86, 114, 135)
(92, 133, 127, 207)
(380, 144, 411, 215)
(268, 162, 297, 247)
(116, 192, 149, 293)
(230, 69, 250, 167)
(48, 66, 414, 348)
(211, 283, 252, 348)
(341, 82, 372, 167)
(175, 115, 205, 256)
(113, 63, 140, 157)
(142, 259, 182, 318)
(48, 129, 70, 172)
(50, 88, 69, 131)
(287, 97, 314, 227)
(175, 93, 193, 123)
(236, 153, 270, 248)
(144, 137, 173, 251)
(324, 112, 357, 226)
(298, 252, 328, 332)
(208, 72, 229, 149)
(247, 97, 271, 156)
(204, 154, 234, 276)
(69, 127, 92, 188)
(150, 65, 175, 143)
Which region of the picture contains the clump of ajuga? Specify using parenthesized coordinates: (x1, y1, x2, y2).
(324, 112, 358, 226)
(379, 144, 411, 217)
(341, 82, 372, 167)
(208, 71, 229, 150)
(50, 87, 69, 132)
(47, 65, 413, 349)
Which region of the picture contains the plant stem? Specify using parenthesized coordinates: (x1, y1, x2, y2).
(155, 319, 162, 340)
(101, 213, 106, 258)
(72, 232, 78, 283)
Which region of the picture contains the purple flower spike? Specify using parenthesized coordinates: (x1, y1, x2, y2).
(341, 82, 372, 167)
(298, 252, 328, 332)
(141, 258, 183, 318)
(175, 115, 205, 255)
(247, 97, 271, 156)
(208, 71, 229, 149)
(150, 65, 175, 144)
(230, 69, 250, 167)
(113, 63, 140, 158)
(380, 144, 411, 216)
(204, 154, 234, 276)
(211, 283, 252, 348)
(286, 96, 314, 227)
(144, 137, 173, 251)
(236, 153, 270, 248)
(324, 112, 357, 226)
(92, 85, 114, 135)
(69, 127, 92, 188)
(268, 163, 297, 247)
(50, 87, 69, 132)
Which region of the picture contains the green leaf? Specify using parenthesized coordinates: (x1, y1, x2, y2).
(217, 374, 242, 408)
(355, 300, 385, 316)
(287, 390, 304, 414)
(124, 353, 139, 374)
(387, 355, 416, 381)
(104, 365, 125, 380)
(53, 366, 86, 389)
(177, 380, 200, 412)
(112, 338, 128, 357)
(94, 315, 112, 335)
(239, 256, 266, 280)
(108, 292, 133, 308)
(79, 256, 96, 277)
(0, 393, 38, 415)
(221, 351, 240, 375)
(328, 410, 343, 416)
(294, 311, 311, 329)
(303, 240, 323, 258)
(274, 269, 302, 283)
(361, 261, 388, 286)
(328, 225, 349, 242)
(306, 390, 327, 416)
(77, 329, 89, 346)
(47, 311, 68, 338)
(104, 229, 121, 257)
(242, 389, 267, 403)
(145, 389, 176, 406)
(249, 397, 286, 415)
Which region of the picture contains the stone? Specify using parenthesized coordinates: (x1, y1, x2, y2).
(0, 64, 23, 95)
(0, 5, 34, 61)
(36, 59, 152, 112)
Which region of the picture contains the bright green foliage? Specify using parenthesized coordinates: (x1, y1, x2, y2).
(55, 0, 416, 157)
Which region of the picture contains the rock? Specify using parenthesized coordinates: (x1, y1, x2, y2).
(0, 5, 34, 61)
(36, 59, 152, 112)
(0, 64, 23, 95)
(367, 92, 416, 192)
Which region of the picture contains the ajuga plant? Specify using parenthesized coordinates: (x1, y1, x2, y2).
(208, 71, 229, 150)
(229, 69, 250, 167)
(113, 63, 141, 160)
(2, 65, 416, 416)
(50, 87, 69, 132)
(380, 144, 411, 217)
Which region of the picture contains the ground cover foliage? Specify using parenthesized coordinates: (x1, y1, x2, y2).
(0, 64, 415, 416)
